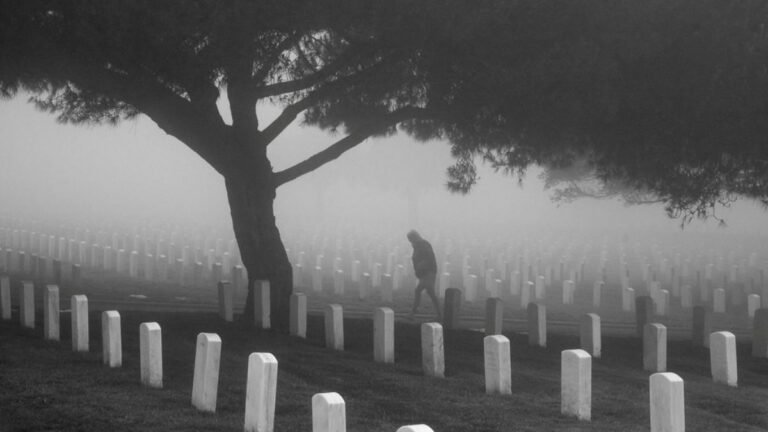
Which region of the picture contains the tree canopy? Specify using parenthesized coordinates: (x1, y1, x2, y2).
(4, 0, 768, 325)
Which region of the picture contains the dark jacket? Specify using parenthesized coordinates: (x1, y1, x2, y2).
(411, 238, 437, 278)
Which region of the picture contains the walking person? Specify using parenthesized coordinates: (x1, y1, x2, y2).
(407, 230, 442, 321)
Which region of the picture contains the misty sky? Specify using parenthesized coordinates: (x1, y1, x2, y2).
(1, 94, 767, 241)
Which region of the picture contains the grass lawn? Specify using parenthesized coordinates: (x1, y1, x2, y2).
(2, 305, 768, 431)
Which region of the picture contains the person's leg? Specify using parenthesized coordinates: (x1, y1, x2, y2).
(424, 273, 442, 321)
(412, 279, 425, 316)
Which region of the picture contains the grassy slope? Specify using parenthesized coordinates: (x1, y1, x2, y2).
(2, 308, 768, 432)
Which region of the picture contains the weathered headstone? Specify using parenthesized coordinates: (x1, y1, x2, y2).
(484, 297, 503, 336)
(374, 307, 394, 364)
(140, 322, 163, 388)
(0, 275, 8, 320)
(579, 313, 601, 358)
(325, 304, 344, 351)
(312, 392, 346, 432)
(20, 281, 35, 328)
(649, 372, 685, 432)
(71, 295, 89, 352)
(191, 332, 222, 412)
(44, 284, 60, 341)
(483, 335, 511, 395)
(561, 349, 592, 421)
(290, 293, 307, 338)
(710, 331, 737, 386)
(643, 323, 667, 372)
(527, 303, 546, 347)
(102, 310, 122, 368)
(693, 306, 712, 348)
(244, 352, 278, 432)
(443, 288, 462, 330)
(255, 280, 271, 329)
(421, 322, 444, 378)
(636, 296, 653, 337)
(751, 308, 768, 357)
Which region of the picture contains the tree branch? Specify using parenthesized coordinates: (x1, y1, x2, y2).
(255, 45, 375, 99)
(62, 62, 229, 173)
(260, 97, 315, 146)
(260, 58, 394, 146)
(273, 107, 430, 186)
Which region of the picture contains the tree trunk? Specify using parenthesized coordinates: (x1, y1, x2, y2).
(225, 176, 292, 331)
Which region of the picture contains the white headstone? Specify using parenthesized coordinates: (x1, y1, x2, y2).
(650, 373, 685, 432)
(562, 280, 575, 305)
(643, 323, 667, 373)
(521, 281, 533, 309)
(218, 281, 233, 322)
(129, 251, 139, 278)
(579, 313, 601, 358)
(656, 290, 669, 316)
(421, 322, 445, 378)
(484, 335, 511, 395)
(44, 284, 60, 341)
(290, 293, 307, 338)
(713, 288, 726, 313)
(325, 304, 344, 351)
(396, 426, 434, 432)
(438, 272, 450, 299)
(244, 352, 278, 432)
(140, 322, 163, 388)
(351, 260, 361, 283)
(102, 310, 122, 368)
(312, 266, 323, 292)
(709, 331, 737, 387)
(191, 332, 222, 412)
(748, 294, 761, 318)
(592, 281, 603, 308)
(312, 392, 346, 432)
(535, 275, 546, 299)
(255, 280, 271, 329)
(20, 281, 35, 328)
(334, 269, 345, 295)
(680, 284, 692, 308)
(71, 295, 89, 352)
(561, 349, 592, 421)
(527, 303, 546, 347)
(374, 307, 394, 364)
(466, 274, 478, 303)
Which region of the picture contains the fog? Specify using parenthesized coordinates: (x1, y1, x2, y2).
(1, 95, 767, 246)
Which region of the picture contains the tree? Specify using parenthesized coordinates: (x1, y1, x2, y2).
(3, 0, 768, 328)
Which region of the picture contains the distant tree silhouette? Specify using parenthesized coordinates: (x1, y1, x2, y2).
(3, 0, 768, 327)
